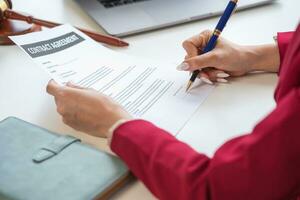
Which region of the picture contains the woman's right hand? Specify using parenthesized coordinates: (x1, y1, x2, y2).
(177, 30, 280, 83)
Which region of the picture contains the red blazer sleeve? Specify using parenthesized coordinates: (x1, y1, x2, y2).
(277, 31, 294, 74)
(275, 26, 300, 102)
(111, 88, 300, 200)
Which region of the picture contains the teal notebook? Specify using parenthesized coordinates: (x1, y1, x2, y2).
(0, 117, 130, 200)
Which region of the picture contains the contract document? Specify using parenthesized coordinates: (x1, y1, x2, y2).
(10, 25, 214, 135)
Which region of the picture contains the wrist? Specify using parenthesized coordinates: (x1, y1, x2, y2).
(242, 44, 280, 73)
(102, 104, 132, 138)
(106, 118, 132, 146)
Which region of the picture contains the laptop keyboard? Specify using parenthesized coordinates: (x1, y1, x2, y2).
(98, 0, 149, 8)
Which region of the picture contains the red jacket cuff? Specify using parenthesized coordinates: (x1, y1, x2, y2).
(110, 119, 165, 156)
(277, 31, 294, 74)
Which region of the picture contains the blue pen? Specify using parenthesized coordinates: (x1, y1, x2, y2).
(186, 0, 238, 91)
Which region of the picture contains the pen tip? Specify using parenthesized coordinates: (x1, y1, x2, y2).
(185, 81, 193, 92)
(119, 40, 129, 47)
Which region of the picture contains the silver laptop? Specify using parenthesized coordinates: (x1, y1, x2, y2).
(75, 0, 275, 37)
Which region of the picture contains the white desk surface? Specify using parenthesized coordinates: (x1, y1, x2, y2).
(0, 0, 299, 199)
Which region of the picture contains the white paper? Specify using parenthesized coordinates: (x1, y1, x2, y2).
(10, 25, 214, 135)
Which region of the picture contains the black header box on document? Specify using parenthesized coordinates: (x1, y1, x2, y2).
(21, 32, 85, 58)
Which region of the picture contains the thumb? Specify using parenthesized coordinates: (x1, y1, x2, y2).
(177, 52, 216, 71)
(47, 79, 62, 96)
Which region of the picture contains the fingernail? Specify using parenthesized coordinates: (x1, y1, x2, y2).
(217, 72, 230, 78)
(67, 81, 81, 88)
(200, 77, 213, 85)
(67, 81, 75, 86)
(217, 78, 228, 83)
(176, 62, 190, 71)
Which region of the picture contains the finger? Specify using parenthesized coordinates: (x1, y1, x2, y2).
(182, 30, 212, 57)
(182, 40, 199, 58)
(210, 70, 229, 83)
(46, 79, 63, 96)
(216, 78, 229, 83)
(200, 69, 216, 82)
(187, 30, 212, 50)
(198, 71, 213, 85)
(178, 52, 216, 71)
(203, 69, 230, 82)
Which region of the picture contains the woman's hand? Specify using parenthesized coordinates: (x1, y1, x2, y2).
(46, 80, 132, 138)
(177, 30, 280, 83)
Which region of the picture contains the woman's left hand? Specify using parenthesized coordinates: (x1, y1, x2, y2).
(46, 80, 132, 138)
